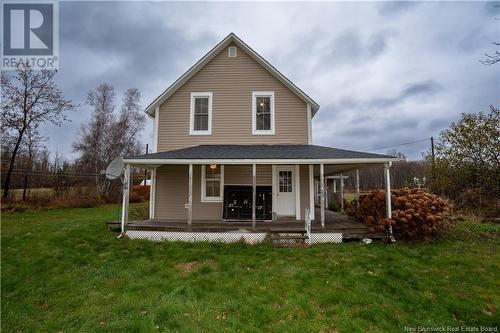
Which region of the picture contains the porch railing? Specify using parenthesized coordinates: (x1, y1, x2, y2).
(305, 207, 312, 244)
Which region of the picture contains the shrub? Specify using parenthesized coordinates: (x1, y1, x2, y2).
(328, 199, 350, 212)
(129, 185, 150, 203)
(328, 201, 341, 212)
(347, 187, 453, 241)
(129, 205, 149, 221)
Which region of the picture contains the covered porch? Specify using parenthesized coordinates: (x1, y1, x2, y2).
(121, 144, 398, 243)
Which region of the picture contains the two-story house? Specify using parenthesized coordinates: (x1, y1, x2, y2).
(122, 33, 397, 242)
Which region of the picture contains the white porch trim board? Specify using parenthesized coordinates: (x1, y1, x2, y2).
(149, 168, 157, 219)
(252, 163, 256, 229)
(295, 164, 301, 220)
(309, 164, 315, 220)
(188, 164, 193, 226)
(121, 164, 131, 233)
(125, 157, 397, 165)
(271, 165, 277, 218)
(320, 163, 325, 228)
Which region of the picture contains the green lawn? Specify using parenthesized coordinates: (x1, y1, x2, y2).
(2, 204, 499, 332)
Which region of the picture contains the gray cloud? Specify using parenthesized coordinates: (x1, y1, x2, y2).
(28, 1, 499, 160)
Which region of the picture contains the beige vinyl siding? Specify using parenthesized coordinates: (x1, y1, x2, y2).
(154, 164, 310, 220)
(225, 165, 272, 185)
(192, 165, 223, 220)
(154, 165, 188, 220)
(157, 43, 308, 151)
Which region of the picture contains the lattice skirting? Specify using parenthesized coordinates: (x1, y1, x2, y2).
(126, 231, 343, 244)
(126, 231, 267, 244)
(309, 233, 343, 244)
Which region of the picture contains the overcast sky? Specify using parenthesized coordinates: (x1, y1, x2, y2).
(43, 1, 499, 160)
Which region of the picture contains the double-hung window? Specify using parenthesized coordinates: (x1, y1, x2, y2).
(201, 164, 224, 202)
(190, 92, 212, 135)
(252, 91, 275, 135)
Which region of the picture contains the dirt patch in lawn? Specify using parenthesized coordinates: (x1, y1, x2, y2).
(176, 260, 215, 273)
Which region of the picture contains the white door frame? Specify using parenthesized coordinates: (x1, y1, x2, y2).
(272, 165, 300, 219)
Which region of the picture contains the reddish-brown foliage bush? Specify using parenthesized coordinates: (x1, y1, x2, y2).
(347, 188, 453, 240)
(129, 185, 150, 203)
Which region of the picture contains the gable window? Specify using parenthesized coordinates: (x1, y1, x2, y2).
(252, 91, 275, 135)
(190, 92, 212, 135)
(201, 164, 224, 202)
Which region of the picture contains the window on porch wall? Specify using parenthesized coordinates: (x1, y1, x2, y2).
(201, 165, 223, 202)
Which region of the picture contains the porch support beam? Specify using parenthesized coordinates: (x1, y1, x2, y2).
(384, 162, 396, 243)
(340, 172, 344, 213)
(149, 168, 157, 219)
(309, 164, 315, 220)
(121, 164, 131, 234)
(320, 163, 325, 228)
(188, 164, 193, 229)
(355, 169, 360, 208)
(252, 164, 256, 231)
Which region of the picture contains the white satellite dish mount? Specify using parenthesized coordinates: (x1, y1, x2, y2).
(104, 157, 125, 181)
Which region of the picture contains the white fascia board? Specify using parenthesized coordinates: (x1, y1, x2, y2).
(124, 157, 399, 166)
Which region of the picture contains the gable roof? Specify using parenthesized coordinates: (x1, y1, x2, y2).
(145, 33, 320, 117)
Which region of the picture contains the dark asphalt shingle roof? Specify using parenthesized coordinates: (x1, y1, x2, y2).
(127, 145, 394, 160)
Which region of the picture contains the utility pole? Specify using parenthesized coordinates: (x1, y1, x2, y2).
(430, 137, 435, 181)
(144, 144, 148, 185)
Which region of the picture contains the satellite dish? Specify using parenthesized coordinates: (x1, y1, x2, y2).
(105, 157, 124, 180)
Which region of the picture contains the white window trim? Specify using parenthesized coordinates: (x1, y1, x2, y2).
(201, 165, 224, 202)
(189, 92, 213, 135)
(228, 46, 237, 57)
(252, 91, 275, 135)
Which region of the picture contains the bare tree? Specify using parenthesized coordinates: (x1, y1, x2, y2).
(73, 83, 116, 187)
(481, 42, 500, 65)
(21, 126, 46, 200)
(108, 88, 145, 158)
(481, 4, 500, 65)
(73, 84, 145, 196)
(1, 66, 74, 199)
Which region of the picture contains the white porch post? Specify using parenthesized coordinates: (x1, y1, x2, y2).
(188, 164, 193, 228)
(252, 164, 256, 230)
(355, 169, 360, 208)
(340, 172, 345, 213)
(333, 180, 336, 193)
(384, 162, 396, 243)
(121, 164, 131, 234)
(320, 163, 325, 228)
(309, 164, 315, 220)
(149, 168, 157, 219)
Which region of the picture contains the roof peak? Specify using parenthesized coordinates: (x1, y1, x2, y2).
(145, 33, 320, 117)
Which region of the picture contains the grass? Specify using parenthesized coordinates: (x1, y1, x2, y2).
(2, 203, 499, 332)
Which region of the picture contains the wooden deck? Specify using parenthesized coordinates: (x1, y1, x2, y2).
(125, 208, 383, 240)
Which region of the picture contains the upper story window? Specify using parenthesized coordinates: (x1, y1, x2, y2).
(201, 164, 224, 202)
(252, 91, 275, 135)
(190, 92, 212, 135)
